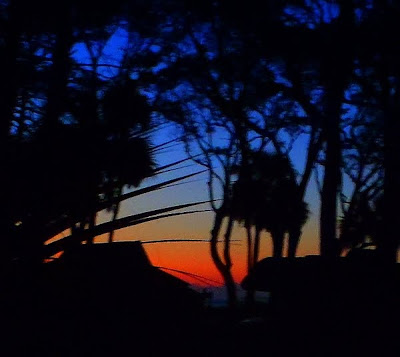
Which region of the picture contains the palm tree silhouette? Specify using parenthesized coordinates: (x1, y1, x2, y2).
(339, 193, 383, 253)
(231, 151, 309, 265)
(100, 78, 155, 243)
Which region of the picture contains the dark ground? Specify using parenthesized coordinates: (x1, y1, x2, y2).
(0, 247, 398, 356)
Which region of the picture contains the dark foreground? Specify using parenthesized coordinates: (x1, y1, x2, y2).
(0, 244, 399, 356)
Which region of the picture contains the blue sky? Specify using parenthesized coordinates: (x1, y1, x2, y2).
(68, 24, 348, 285)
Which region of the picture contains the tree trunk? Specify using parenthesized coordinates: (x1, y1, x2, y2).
(245, 224, 254, 307)
(108, 203, 120, 243)
(245, 223, 253, 274)
(108, 185, 123, 243)
(380, 101, 400, 263)
(319, 79, 345, 258)
(253, 227, 261, 265)
(210, 210, 237, 309)
(287, 133, 323, 257)
(320, 1, 354, 258)
(320, 111, 341, 257)
(246, 226, 261, 308)
(223, 215, 237, 309)
(288, 228, 301, 259)
(271, 230, 284, 258)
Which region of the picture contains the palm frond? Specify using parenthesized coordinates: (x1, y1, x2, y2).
(44, 203, 213, 256)
(43, 170, 207, 241)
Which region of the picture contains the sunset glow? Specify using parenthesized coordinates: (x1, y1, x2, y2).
(92, 213, 321, 286)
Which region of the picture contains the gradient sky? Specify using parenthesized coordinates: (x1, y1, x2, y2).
(91, 124, 322, 287)
(68, 27, 325, 288)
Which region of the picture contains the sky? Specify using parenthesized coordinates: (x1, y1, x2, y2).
(67, 26, 326, 289)
(90, 123, 322, 288)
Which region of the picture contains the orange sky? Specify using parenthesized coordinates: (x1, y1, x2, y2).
(86, 124, 322, 286)
(46, 174, 321, 287)
(46, 134, 322, 287)
(92, 209, 320, 286)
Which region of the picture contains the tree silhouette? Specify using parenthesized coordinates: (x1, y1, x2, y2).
(229, 151, 308, 305)
(151, 1, 318, 304)
(339, 107, 383, 253)
(0, 0, 191, 264)
(349, 0, 400, 262)
(231, 151, 308, 261)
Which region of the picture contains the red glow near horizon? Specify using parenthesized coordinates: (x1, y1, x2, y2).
(140, 227, 319, 287)
(46, 211, 320, 287)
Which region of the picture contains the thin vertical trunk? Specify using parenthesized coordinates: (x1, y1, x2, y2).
(245, 223, 254, 307)
(108, 185, 123, 243)
(380, 97, 400, 263)
(288, 228, 301, 259)
(246, 226, 261, 308)
(108, 203, 120, 243)
(286, 132, 323, 257)
(298, 134, 323, 198)
(210, 210, 237, 309)
(253, 226, 261, 265)
(319, 70, 346, 258)
(320, 113, 341, 258)
(223, 215, 236, 309)
(272, 230, 284, 258)
(245, 223, 253, 274)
